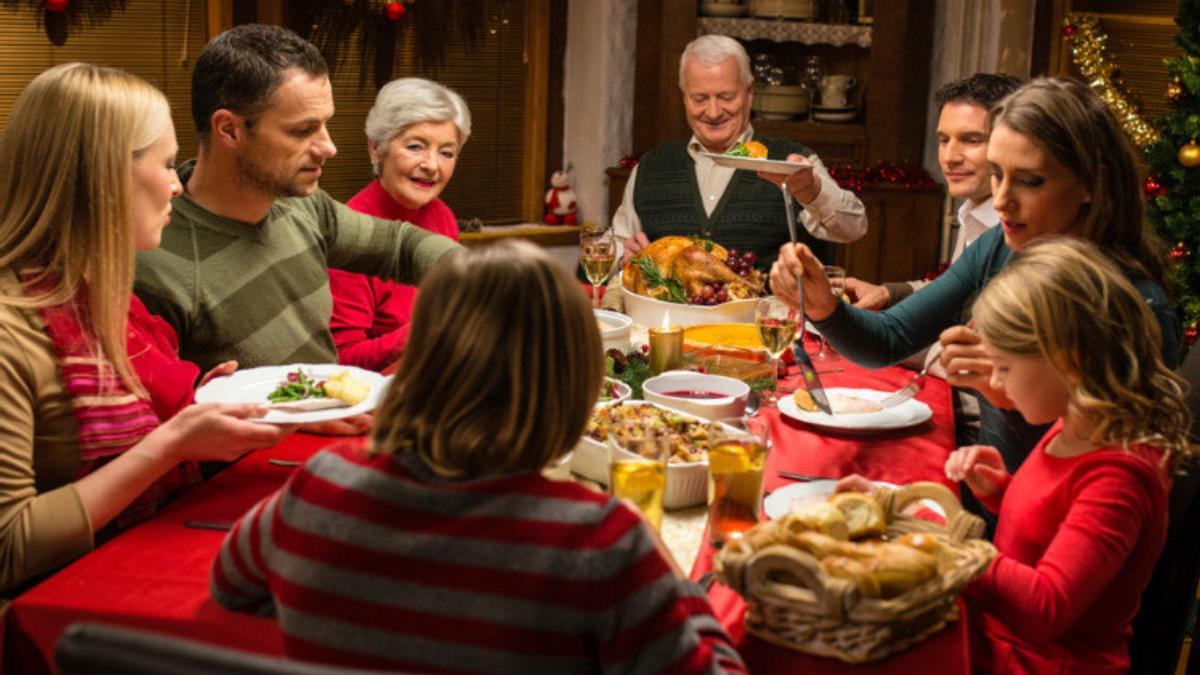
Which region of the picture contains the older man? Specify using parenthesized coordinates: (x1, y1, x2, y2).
(613, 35, 866, 272)
(134, 24, 460, 375)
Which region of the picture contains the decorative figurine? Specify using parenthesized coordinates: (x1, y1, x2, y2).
(543, 169, 578, 225)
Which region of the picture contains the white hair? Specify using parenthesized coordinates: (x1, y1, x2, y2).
(365, 77, 472, 175)
(678, 35, 752, 90)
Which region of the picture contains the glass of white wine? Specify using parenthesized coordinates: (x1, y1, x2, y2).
(580, 228, 617, 309)
(755, 296, 799, 407)
(608, 433, 669, 531)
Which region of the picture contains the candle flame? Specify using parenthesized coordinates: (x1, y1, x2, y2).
(661, 311, 671, 330)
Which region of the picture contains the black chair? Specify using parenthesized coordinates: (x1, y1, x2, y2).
(55, 623, 401, 675)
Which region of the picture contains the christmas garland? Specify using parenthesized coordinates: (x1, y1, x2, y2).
(827, 161, 936, 193)
(1063, 13, 1161, 148)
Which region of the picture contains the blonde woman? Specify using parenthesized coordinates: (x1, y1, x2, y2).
(0, 63, 286, 592)
(215, 241, 746, 673)
(946, 237, 1189, 673)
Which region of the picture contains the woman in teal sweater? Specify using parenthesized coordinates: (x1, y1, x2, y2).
(770, 77, 1178, 482)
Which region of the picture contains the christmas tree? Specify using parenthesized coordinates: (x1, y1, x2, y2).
(1145, 0, 1200, 347)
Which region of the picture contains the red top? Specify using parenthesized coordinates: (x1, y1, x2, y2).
(329, 181, 460, 371)
(128, 293, 199, 421)
(965, 419, 1170, 674)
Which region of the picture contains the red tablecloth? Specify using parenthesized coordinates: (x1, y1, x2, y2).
(688, 352, 972, 675)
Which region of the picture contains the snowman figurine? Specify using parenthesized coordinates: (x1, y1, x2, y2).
(543, 169, 578, 225)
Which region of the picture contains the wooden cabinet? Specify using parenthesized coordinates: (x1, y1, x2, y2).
(616, 0, 943, 281)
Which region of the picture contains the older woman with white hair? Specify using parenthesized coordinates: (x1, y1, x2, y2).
(329, 78, 471, 371)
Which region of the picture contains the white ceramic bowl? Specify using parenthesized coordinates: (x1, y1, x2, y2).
(753, 84, 809, 120)
(598, 377, 632, 406)
(595, 309, 633, 352)
(621, 269, 757, 328)
(642, 371, 750, 421)
(571, 400, 723, 509)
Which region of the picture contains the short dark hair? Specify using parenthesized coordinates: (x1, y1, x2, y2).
(934, 73, 1022, 113)
(191, 24, 328, 141)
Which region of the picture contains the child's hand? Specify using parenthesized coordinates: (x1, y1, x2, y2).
(834, 474, 874, 493)
(944, 445, 1009, 498)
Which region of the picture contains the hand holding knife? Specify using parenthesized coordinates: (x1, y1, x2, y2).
(781, 192, 834, 416)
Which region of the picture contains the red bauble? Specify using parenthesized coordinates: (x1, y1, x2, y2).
(1185, 324, 1199, 346)
(1170, 242, 1192, 265)
(386, 1, 406, 20)
(1062, 24, 1077, 37)
(1144, 175, 1167, 200)
(44, 0, 68, 11)
(618, 154, 638, 169)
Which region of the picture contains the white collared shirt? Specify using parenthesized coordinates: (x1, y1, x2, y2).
(950, 196, 1000, 263)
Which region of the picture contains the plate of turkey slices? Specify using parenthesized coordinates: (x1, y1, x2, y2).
(194, 364, 390, 424)
(779, 387, 932, 431)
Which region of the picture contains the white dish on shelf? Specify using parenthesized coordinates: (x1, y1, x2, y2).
(812, 106, 858, 123)
(699, 1, 748, 17)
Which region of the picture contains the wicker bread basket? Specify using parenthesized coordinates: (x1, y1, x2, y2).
(713, 481, 995, 664)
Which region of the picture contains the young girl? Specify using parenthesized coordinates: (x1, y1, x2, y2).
(945, 237, 1190, 673)
(212, 240, 746, 673)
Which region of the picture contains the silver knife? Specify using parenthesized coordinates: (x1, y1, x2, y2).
(792, 339, 834, 415)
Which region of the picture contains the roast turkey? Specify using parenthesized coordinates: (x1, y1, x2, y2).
(622, 236, 764, 301)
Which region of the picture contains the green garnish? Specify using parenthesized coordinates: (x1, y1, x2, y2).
(632, 256, 687, 303)
(267, 370, 327, 403)
(725, 144, 750, 157)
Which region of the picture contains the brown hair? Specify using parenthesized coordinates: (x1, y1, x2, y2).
(973, 237, 1191, 461)
(0, 63, 172, 397)
(371, 240, 604, 478)
(990, 77, 1166, 286)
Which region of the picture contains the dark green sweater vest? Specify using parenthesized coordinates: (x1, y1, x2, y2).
(632, 137, 830, 270)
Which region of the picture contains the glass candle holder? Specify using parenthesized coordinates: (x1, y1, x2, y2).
(648, 325, 684, 374)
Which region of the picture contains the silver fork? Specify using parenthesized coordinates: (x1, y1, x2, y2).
(880, 343, 943, 408)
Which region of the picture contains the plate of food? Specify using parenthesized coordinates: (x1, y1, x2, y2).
(194, 364, 389, 424)
(701, 152, 816, 176)
(779, 387, 932, 431)
(763, 479, 945, 521)
(621, 235, 765, 327)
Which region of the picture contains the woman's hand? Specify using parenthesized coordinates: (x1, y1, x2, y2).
(833, 474, 874, 494)
(299, 412, 374, 437)
(198, 360, 238, 387)
(757, 154, 820, 204)
(944, 445, 1009, 499)
(146, 402, 290, 464)
(769, 243, 838, 320)
(842, 277, 890, 311)
(938, 325, 1012, 408)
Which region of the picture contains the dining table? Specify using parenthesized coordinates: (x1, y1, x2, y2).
(1, 342, 970, 675)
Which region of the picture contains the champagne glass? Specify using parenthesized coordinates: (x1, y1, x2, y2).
(707, 415, 771, 547)
(580, 229, 617, 309)
(754, 296, 799, 407)
(814, 265, 846, 361)
(608, 434, 669, 531)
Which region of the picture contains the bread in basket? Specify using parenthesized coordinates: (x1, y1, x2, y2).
(713, 481, 995, 664)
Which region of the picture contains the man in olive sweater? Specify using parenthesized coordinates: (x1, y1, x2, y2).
(135, 25, 460, 376)
(612, 35, 866, 272)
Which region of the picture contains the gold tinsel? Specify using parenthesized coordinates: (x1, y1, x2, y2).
(1064, 13, 1161, 148)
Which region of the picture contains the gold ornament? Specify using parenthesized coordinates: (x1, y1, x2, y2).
(1179, 140, 1200, 167)
(1167, 80, 1185, 104)
(1064, 13, 1160, 148)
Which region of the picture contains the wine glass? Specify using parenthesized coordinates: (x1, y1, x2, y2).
(814, 265, 846, 361)
(755, 296, 799, 407)
(580, 229, 617, 309)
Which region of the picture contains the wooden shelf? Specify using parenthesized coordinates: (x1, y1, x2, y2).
(460, 224, 581, 248)
(697, 17, 871, 47)
(752, 118, 866, 165)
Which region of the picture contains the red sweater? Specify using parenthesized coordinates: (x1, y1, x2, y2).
(965, 419, 1169, 674)
(329, 181, 460, 371)
(127, 293, 199, 421)
(211, 443, 747, 673)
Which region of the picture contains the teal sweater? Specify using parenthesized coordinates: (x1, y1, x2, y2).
(134, 162, 461, 372)
(814, 227, 1180, 472)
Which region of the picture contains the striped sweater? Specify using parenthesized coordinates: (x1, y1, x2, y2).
(134, 161, 461, 372)
(211, 443, 747, 674)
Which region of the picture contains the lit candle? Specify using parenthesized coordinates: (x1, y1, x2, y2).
(648, 313, 684, 374)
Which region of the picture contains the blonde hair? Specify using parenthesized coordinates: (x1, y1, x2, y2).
(371, 241, 604, 478)
(0, 63, 172, 397)
(972, 237, 1191, 462)
(991, 77, 1166, 286)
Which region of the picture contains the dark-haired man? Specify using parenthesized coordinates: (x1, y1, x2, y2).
(842, 73, 1022, 309)
(135, 24, 460, 377)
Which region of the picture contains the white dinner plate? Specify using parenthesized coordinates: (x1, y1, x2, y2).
(699, 152, 816, 176)
(778, 387, 932, 431)
(763, 479, 946, 520)
(194, 364, 390, 424)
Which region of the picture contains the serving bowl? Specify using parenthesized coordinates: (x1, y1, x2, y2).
(621, 269, 757, 328)
(595, 309, 633, 351)
(598, 377, 632, 406)
(642, 370, 750, 420)
(753, 84, 809, 121)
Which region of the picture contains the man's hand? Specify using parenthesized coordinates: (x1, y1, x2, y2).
(622, 232, 650, 262)
(938, 325, 1012, 408)
(757, 153, 820, 204)
(842, 277, 890, 311)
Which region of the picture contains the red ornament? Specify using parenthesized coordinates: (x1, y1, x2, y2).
(385, 1, 406, 20)
(44, 0, 68, 11)
(1144, 175, 1167, 200)
(1185, 324, 1199, 346)
(1170, 242, 1191, 265)
(618, 154, 638, 170)
(1062, 24, 1077, 37)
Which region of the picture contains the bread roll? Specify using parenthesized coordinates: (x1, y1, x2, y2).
(897, 532, 940, 555)
(781, 502, 850, 541)
(820, 555, 881, 598)
(865, 543, 937, 598)
(792, 389, 819, 412)
(828, 492, 886, 539)
(789, 531, 850, 559)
